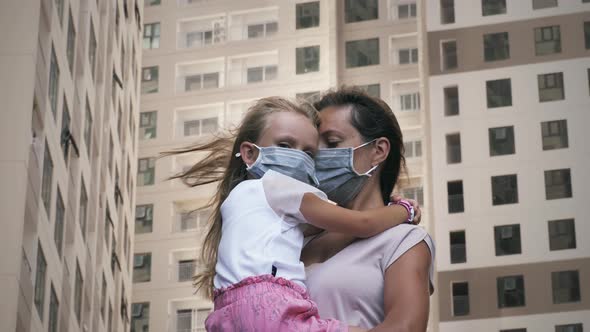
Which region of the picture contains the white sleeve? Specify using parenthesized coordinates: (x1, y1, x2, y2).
(261, 170, 328, 226)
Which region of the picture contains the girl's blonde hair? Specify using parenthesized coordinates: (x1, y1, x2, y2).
(162, 97, 319, 299)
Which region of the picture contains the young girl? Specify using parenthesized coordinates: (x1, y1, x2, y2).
(166, 97, 416, 332)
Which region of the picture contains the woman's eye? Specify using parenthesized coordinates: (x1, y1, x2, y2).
(278, 142, 291, 149)
(326, 141, 339, 148)
(305, 151, 314, 158)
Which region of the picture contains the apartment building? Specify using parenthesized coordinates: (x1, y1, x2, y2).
(424, 1, 590, 331)
(0, 0, 142, 331)
(133, 0, 433, 331)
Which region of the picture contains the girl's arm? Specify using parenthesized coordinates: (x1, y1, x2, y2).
(300, 193, 411, 238)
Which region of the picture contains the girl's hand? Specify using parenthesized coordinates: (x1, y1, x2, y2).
(390, 194, 422, 225)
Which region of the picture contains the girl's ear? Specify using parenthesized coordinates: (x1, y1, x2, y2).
(239, 142, 258, 166)
(372, 137, 390, 166)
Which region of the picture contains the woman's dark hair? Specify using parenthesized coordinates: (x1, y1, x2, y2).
(313, 86, 406, 205)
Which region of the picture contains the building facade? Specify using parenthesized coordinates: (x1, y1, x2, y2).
(133, 0, 434, 331)
(0, 0, 142, 331)
(424, 1, 590, 331)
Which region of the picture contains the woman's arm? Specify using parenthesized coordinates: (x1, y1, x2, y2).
(300, 193, 412, 238)
(370, 241, 431, 332)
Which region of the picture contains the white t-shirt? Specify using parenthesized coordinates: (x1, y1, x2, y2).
(213, 170, 328, 289)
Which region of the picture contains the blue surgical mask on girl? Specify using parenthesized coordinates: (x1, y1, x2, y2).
(240, 144, 320, 187)
(315, 139, 379, 206)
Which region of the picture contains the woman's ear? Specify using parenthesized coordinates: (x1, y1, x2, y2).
(372, 137, 390, 166)
(239, 142, 258, 166)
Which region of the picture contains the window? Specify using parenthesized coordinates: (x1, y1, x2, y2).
(491, 174, 518, 205)
(401, 187, 424, 206)
(185, 72, 220, 91)
(549, 219, 576, 251)
(556, 324, 583, 332)
(79, 180, 87, 239)
(552, 270, 580, 304)
(444, 86, 459, 116)
(41, 142, 53, 215)
(247, 22, 278, 39)
(538, 72, 564, 102)
(440, 0, 455, 24)
(141, 66, 159, 94)
(398, 2, 417, 19)
(247, 65, 278, 83)
(447, 181, 464, 213)
(133, 253, 152, 283)
(398, 48, 418, 65)
(296, 2, 320, 29)
(108, 302, 113, 332)
(484, 32, 510, 61)
(101, 273, 106, 319)
(486, 78, 512, 108)
(34, 243, 47, 320)
(131, 302, 150, 332)
(143, 23, 160, 49)
(49, 46, 60, 117)
(533, 0, 558, 9)
(452, 282, 469, 316)
(399, 92, 420, 111)
(501, 329, 527, 332)
(346, 38, 380, 68)
(138, 158, 155, 186)
(66, 10, 76, 73)
(404, 140, 422, 158)
(135, 204, 154, 234)
(178, 208, 211, 232)
(178, 259, 196, 282)
(446, 133, 461, 164)
(494, 224, 521, 256)
(139, 111, 157, 140)
(296, 46, 320, 74)
(450, 231, 466, 264)
(489, 126, 515, 156)
(535, 26, 561, 55)
(441, 40, 458, 70)
(48, 284, 59, 332)
(84, 99, 92, 153)
(89, 23, 97, 79)
(345, 0, 378, 23)
(177, 309, 193, 331)
(145, 0, 160, 6)
(105, 208, 112, 249)
(482, 0, 506, 16)
(60, 99, 71, 162)
(545, 168, 572, 200)
(296, 91, 321, 103)
(585, 22, 590, 49)
(196, 308, 211, 331)
(184, 117, 218, 137)
(356, 84, 381, 98)
(541, 120, 568, 150)
(54, 190, 65, 257)
(55, 0, 64, 25)
(74, 261, 83, 323)
(497, 275, 525, 308)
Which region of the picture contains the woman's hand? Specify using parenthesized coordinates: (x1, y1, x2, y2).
(390, 194, 422, 225)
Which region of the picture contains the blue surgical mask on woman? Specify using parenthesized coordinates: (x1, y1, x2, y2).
(315, 140, 379, 206)
(241, 144, 320, 187)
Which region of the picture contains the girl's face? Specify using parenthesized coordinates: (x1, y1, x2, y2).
(240, 111, 319, 164)
(318, 106, 375, 173)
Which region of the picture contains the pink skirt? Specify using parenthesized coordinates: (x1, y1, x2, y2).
(205, 275, 347, 332)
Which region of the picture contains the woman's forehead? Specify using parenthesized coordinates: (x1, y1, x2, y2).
(319, 106, 356, 136)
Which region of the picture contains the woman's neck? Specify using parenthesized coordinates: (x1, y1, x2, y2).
(346, 178, 385, 211)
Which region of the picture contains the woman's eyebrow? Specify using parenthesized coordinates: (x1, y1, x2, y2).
(320, 129, 344, 137)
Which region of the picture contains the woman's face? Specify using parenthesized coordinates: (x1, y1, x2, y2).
(318, 106, 375, 173)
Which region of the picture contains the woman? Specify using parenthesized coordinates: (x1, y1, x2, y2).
(301, 87, 435, 331)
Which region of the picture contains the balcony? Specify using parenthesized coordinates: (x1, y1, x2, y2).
(229, 8, 278, 41)
(176, 60, 224, 94)
(228, 52, 278, 86)
(177, 15, 226, 49)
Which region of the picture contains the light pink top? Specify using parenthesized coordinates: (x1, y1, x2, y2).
(304, 224, 435, 329)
